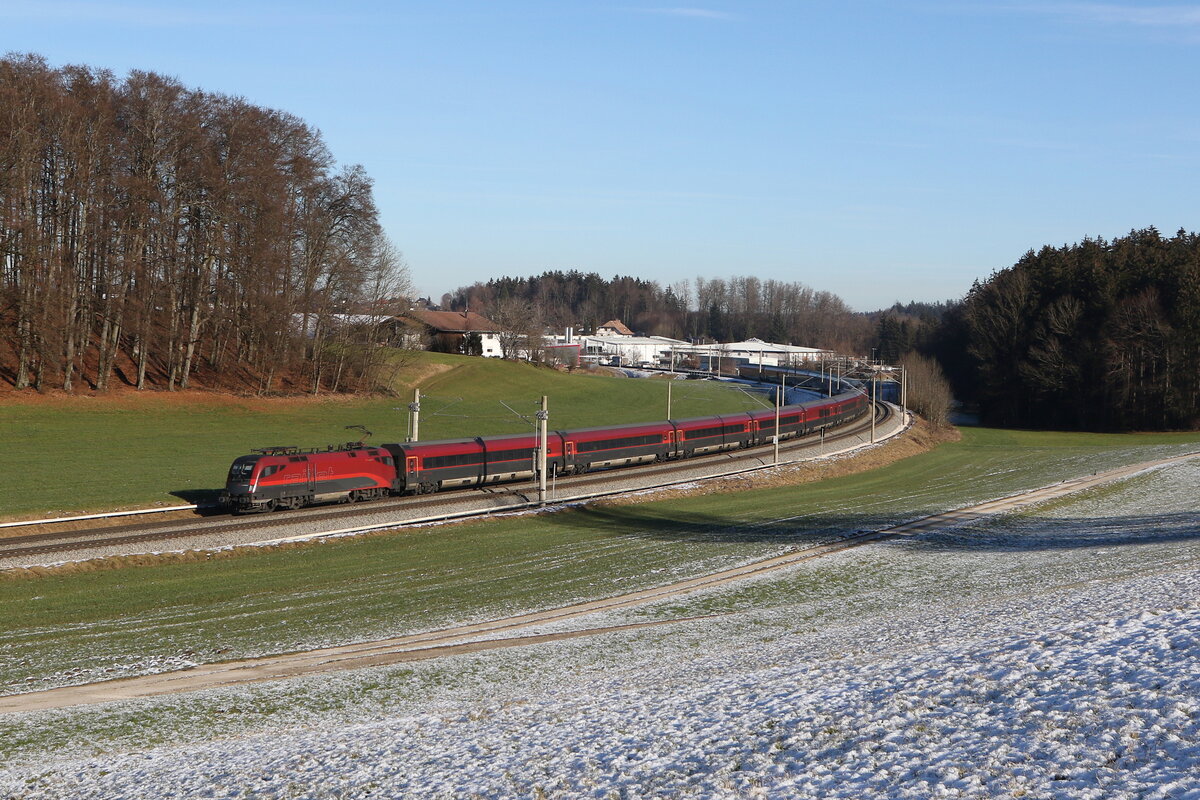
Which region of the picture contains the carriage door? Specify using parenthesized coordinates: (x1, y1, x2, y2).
(406, 456, 418, 477)
(565, 441, 575, 469)
(305, 459, 316, 493)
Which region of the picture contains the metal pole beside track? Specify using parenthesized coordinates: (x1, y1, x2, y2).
(537, 395, 548, 507)
(773, 378, 781, 465)
(871, 370, 877, 444)
(408, 388, 421, 443)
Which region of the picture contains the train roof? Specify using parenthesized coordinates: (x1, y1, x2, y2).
(382, 432, 541, 454)
(669, 412, 753, 428)
(560, 420, 674, 438)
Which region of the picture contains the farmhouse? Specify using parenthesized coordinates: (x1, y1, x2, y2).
(403, 310, 503, 357)
(594, 319, 635, 337)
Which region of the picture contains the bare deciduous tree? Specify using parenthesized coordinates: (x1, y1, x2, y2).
(901, 352, 953, 428)
(0, 55, 394, 395)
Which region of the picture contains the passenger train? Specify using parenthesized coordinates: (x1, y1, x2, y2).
(221, 386, 869, 513)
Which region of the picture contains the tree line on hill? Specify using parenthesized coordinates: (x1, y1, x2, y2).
(954, 228, 1200, 430)
(867, 228, 1200, 431)
(0, 54, 406, 395)
(449, 228, 1200, 432)
(4, 60, 1191, 431)
(444, 271, 870, 352)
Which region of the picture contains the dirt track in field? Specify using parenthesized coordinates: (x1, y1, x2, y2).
(3, 446, 1196, 715)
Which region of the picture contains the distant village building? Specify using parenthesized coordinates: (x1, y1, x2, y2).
(402, 310, 503, 357)
(544, 321, 687, 368)
(594, 319, 635, 337)
(678, 338, 830, 371)
(544, 324, 832, 374)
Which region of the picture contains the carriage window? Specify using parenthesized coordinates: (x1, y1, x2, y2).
(576, 434, 661, 453)
(425, 453, 484, 469)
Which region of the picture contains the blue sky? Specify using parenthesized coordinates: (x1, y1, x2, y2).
(3, 1, 1197, 310)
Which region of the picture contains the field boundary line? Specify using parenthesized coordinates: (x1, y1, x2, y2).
(0, 505, 198, 530)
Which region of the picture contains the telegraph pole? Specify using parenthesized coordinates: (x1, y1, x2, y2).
(773, 380, 781, 464)
(901, 365, 908, 420)
(408, 388, 421, 442)
(537, 395, 548, 506)
(870, 370, 877, 443)
(667, 378, 673, 419)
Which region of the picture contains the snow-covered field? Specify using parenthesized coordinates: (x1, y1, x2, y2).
(3, 459, 1199, 798)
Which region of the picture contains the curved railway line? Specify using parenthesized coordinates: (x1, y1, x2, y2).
(0, 401, 897, 565)
(4, 446, 1196, 714)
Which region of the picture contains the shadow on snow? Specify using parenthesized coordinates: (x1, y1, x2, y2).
(542, 504, 1200, 554)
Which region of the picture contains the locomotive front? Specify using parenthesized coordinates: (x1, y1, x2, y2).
(220, 454, 265, 512)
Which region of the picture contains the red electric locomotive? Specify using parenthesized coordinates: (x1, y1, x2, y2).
(221, 444, 399, 512)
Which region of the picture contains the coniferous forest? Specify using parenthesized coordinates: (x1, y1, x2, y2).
(0, 54, 403, 395)
(952, 228, 1200, 431)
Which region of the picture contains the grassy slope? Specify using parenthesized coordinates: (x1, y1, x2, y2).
(0, 353, 767, 519)
(2, 425, 1198, 708)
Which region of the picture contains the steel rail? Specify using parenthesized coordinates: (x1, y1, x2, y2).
(0, 403, 900, 562)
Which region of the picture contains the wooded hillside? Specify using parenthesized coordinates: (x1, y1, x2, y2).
(0, 54, 404, 395)
(956, 228, 1200, 431)
(447, 271, 870, 351)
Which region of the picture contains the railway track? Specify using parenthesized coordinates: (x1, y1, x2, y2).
(6, 443, 1194, 714)
(0, 401, 897, 564)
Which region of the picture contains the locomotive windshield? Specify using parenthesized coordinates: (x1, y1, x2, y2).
(227, 457, 260, 481)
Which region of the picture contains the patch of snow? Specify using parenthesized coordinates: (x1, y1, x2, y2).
(3, 456, 1200, 798)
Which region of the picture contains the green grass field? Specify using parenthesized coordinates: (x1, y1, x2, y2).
(3, 423, 1199, 713)
(0, 353, 770, 519)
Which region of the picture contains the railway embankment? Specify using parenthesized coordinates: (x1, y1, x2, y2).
(0, 401, 910, 575)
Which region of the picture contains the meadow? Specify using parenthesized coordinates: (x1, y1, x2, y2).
(5, 357, 1200, 770)
(0, 353, 768, 519)
(3, 424, 1198, 712)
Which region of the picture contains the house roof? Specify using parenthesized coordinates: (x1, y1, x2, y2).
(406, 310, 499, 333)
(597, 319, 634, 335)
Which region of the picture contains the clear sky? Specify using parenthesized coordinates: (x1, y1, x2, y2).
(3, 1, 1197, 310)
